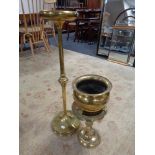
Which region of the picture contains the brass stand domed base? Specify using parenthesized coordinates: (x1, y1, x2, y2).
(51, 110, 80, 136)
(78, 127, 100, 148)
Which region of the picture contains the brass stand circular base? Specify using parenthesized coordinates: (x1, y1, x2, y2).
(78, 127, 100, 148)
(51, 111, 80, 136)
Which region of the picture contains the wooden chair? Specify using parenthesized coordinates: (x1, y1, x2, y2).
(19, 0, 51, 59)
(74, 19, 89, 42)
(79, 3, 84, 8)
(66, 20, 76, 40)
(70, 1, 80, 8)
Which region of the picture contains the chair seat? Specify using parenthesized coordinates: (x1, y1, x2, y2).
(68, 22, 85, 26)
(19, 26, 42, 33)
(44, 23, 55, 29)
(68, 22, 76, 26)
(79, 22, 85, 25)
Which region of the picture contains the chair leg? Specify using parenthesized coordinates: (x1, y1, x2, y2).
(47, 35, 50, 47)
(43, 36, 50, 54)
(52, 29, 57, 46)
(53, 35, 57, 46)
(47, 23, 57, 46)
(67, 28, 70, 40)
(29, 38, 35, 60)
(74, 31, 77, 42)
(45, 37, 51, 52)
(20, 36, 24, 53)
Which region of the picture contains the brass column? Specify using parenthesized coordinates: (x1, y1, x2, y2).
(56, 21, 68, 114)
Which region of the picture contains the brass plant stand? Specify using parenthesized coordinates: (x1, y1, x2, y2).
(40, 10, 80, 136)
(72, 74, 112, 148)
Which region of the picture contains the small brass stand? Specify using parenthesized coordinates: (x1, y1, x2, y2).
(72, 74, 112, 148)
(40, 10, 80, 136)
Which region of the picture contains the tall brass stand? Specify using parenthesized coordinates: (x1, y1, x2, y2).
(40, 10, 80, 136)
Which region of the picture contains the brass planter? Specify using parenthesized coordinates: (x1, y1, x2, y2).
(72, 74, 112, 148)
(72, 74, 112, 112)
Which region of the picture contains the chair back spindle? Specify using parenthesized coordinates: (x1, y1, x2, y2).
(21, 0, 28, 32)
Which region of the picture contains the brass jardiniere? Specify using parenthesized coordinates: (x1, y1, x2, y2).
(72, 74, 112, 148)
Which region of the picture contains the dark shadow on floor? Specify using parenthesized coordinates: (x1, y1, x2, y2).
(49, 32, 101, 58)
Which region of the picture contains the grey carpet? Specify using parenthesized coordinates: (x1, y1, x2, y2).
(49, 32, 99, 57)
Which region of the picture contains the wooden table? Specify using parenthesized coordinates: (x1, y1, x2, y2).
(73, 17, 100, 42)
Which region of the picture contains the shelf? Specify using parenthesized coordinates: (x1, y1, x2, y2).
(99, 46, 110, 50)
(112, 25, 135, 30)
(112, 35, 133, 38)
(109, 48, 130, 53)
(110, 40, 131, 44)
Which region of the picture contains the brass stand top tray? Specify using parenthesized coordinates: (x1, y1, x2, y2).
(40, 10, 78, 21)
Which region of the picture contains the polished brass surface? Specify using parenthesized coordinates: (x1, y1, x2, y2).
(72, 103, 106, 148)
(40, 10, 80, 136)
(72, 75, 112, 148)
(78, 122, 101, 148)
(72, 103, 107, 122)
(39, 10, 78, 21)
(52, 110, 80, 136)
(72, 74, 112, 112)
